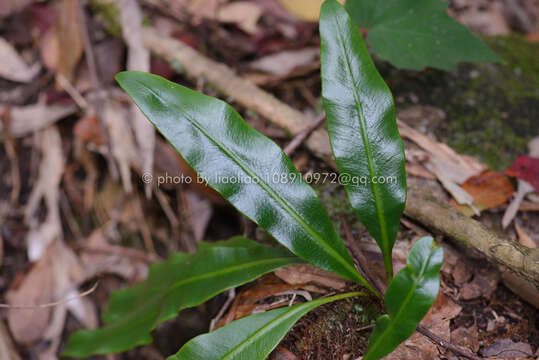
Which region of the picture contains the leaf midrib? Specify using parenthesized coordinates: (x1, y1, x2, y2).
(137, 80, 359, 281)
(332, 14, 390, 256)
(221, 292, 360, 359)
(109, 254, 295, 332)
(364, 250, 435, 359)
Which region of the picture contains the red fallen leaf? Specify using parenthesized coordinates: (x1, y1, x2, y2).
(506, 155, 539, 192)
(451, 171, 514, 216)
(74, 114, 104, 146)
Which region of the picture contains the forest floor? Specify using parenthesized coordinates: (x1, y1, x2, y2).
(0, 0, 538, 359)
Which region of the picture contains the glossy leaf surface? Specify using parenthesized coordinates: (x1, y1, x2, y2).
(363, 237, 443, 360)
(345, 0, 501, 70)
(63, 237, 300, 357)
(115, 71, 374, 292)
(169, 292, 363, 360)
(320, 0, 406, 278)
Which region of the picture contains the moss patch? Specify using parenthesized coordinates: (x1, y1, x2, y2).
(382, 34, 538, 170)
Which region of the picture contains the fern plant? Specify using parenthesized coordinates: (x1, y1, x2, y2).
(64, 1, 443, 359)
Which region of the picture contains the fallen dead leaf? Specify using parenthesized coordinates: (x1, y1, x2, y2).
(0, 319, 21, 360)
(451, 325, 479, 353)
(271, 347, 298, 360)
(56, 0, 83, 83)
(274, 263, 346, 291)
(6, 248, 54, 344)
(277, 0, 344, 21)
(459, 270, 499, 300)
(0, 36, 41, 83)
(481, 338, 533, 358)
(217, 2, 263, 34)
(451, 171, 514, 216)
(80, 228, 149, 281)
(249, 48, 319, 76)
(0, 101, 77, 138)
(514, 221, 536, 248)
(73, 114, 105, 146)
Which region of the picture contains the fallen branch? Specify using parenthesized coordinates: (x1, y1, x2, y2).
(141, 28, 539, 290)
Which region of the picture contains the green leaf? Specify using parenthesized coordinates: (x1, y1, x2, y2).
(363, 237, 444, 360)
(115, 71, 376, 294)
(63, 237, 300, 357)
(345, 0, 502, 70)
(169, 291, 364, 360)
(320, 0, 406, 279)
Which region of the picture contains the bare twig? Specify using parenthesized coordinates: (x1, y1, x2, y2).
(209, 289, 236, 332)
(284, 112, 326, 156)
(0, 282, 98, 309)
(416, 325, 483, 360)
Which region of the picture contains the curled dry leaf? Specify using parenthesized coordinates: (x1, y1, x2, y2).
(451, 171, 515, 217)
(0, 319, 21, 360)
(0, 37, 41, 83)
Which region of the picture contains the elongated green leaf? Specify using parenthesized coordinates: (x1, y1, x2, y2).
(115, 71, 375, 294)
(320, 0, 406, 279)
(363, 237, 443, 360)
(345, 0, 501, 70)
(169, 291, 364, 360)
(63, 237, 300, 357)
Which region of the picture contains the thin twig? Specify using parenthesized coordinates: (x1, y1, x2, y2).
(417, 325, 483, 360)
(284, 112, 326, 156)
(0, 282, 99, 309)
(209, 289, 236, 332)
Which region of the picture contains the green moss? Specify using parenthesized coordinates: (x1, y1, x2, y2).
(382, 34, 538, 170)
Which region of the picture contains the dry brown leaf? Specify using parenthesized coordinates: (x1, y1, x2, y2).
(6, 248, 54, 344)
(249, 48, 319, 76)
(80, 228, 149, 281)
(481, 338, 534, 358)
(451, 325, 479, 353)
(0, 319, 21, 360)
(451, 171, 515, 216)
(40, 27, 60, 72)
(277, 0, 344, 21)
(274, 263, 346, 291)
(73, 114, 105, 146)
(459, 270, 499, 300)
(56, 0, 83, 83)
(271, 347, 298, 360)
(515, 221, 537, 248)
(398, 120, 486, 184)
(118, 0, 154, 198)
(0, 36, 41, 83)
(217, 2, 263, 34)
(0, 101, 77, 138)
